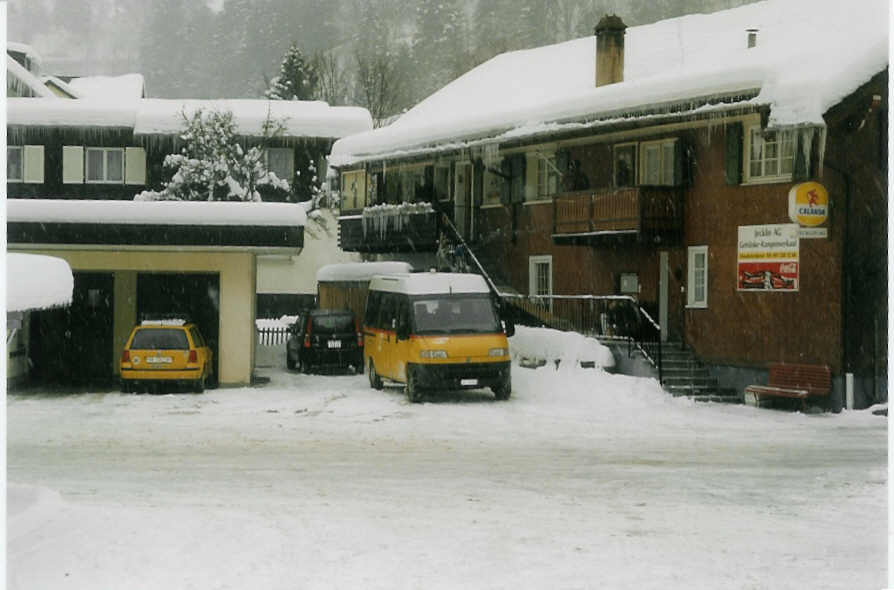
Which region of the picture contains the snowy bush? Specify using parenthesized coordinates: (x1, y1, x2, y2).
(135, 109, 290, 202)
(509, 325, 615, 370)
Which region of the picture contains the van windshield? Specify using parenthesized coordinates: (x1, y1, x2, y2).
(411, 295, 501, 334)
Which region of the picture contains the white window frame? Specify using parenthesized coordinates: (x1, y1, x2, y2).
(744, 125, 795, 183)
(7, 146, 23, 182)
(264, 147, 294, 183)
(536, 153, 559, 199)
(528, 255, 553, 311)
(687, 246, 708, 309)
(638, 138, 677, 186)
(85, 147, 125, 184)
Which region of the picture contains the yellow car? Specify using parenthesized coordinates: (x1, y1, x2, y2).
(120, 320, 214, 393)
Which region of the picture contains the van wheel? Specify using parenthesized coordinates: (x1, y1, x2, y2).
(492, 377, 511, 401)
(406, 370, 423, 403)
(368, 359, 383, 390)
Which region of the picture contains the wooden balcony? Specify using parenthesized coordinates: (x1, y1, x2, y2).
(338, 208, 441, 253)
(552, 187, 683, 244)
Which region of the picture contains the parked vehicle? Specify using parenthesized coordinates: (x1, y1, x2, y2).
(364, 272, 513, 403)
(287, 309, 363, 374)
(120, 319, 214, 393)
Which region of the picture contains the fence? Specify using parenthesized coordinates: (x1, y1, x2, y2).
(257, 326, 290, 346)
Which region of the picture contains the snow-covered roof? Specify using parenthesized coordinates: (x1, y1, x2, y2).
(370, 272, 492, 296)
(330, 0, 889, 166)
(7, 254, 73, 312)
(69, 74, 145, 101)
(316, 261, 414, 283)
(7, 42, 42, 67)
(7, 199, 307, 227)
(134, 99, 373, 139)
(41, 75, 82, 99)
(6, 56, 55, 98)
(7, 97, 374, 140)
(7, 97, 135, 127)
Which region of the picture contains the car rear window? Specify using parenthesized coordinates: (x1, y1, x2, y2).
(130, 328, 190, 350)
(311, 314, 355, 333)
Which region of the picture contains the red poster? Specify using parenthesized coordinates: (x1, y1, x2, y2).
(737, 261, 799, 290)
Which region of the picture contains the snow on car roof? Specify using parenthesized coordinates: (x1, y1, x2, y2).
(7, 253, 73, 312)
(330, 0, 888, 166)
(370, 272, 492, 296)
(316, 261, 413, 283)
(134, 99, 373, 139)
(7, 199, 307, 227)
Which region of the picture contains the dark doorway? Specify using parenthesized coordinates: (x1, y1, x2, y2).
(137, 273, 220, 379)
(29, 272, 115, 385)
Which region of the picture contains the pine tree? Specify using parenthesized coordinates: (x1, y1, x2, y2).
(266, 43, 319, 101)
(135, 109, 290, 202)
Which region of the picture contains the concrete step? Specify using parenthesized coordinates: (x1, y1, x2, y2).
(689, 393, 743, 404)
(661, 375, 717, 387)
(665, 384, 722, 397)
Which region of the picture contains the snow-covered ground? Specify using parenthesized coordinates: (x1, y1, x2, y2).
(7, 364, 886, 590)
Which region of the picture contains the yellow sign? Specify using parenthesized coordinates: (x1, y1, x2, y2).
(788, 182, 828, 227)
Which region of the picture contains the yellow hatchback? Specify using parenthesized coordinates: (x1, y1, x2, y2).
(120, 320, 214, 393)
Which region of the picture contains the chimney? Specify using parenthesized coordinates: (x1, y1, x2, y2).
(746, 28, 758, 48)
(595, 15, 627, 87)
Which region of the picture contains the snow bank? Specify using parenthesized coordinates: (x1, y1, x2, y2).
(69, 73, 146, 101)
(7, 253, 73, 312)
(135, 99, 373, 139)
(330, 0, 889, 165)
(7, 199, 307, 227)
(316, 261, 413, 283)
(7, 484, 64, 543)
(509, 325, 615, 369)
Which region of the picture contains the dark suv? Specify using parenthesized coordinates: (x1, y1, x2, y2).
(287, 309, 363, 373)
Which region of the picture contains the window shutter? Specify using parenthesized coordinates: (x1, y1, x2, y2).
(673, 140, 684, 186)
(510, 153, 526, 203)
(792, 128, 812, 181)
(62, 146, 84, 184)
(473, 160, 484, 206)
(724, 123, 742, 185)
(499, 159, 511, 204)
(125, 147, 147, 185)
(23, 145, 44, 183)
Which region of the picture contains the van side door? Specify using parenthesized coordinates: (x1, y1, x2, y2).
(392, 295, 411, 382)
(378, 293, 398, 379)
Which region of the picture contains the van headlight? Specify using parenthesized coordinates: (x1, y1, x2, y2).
(488, 347, 508, 357)
(420, 349, 448, 359)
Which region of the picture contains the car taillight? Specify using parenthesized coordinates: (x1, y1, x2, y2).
(121, 350, 130, 363)
(356, 318, 363, 347)
(189, 349, 198, 363)
(304, 315, 312, 348)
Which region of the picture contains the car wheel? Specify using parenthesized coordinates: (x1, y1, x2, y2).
(368, 358, 383, 390)
(286, 355, 296, 371)
(121, 380, 131, 394)
(193, 375, 205, 394)
(406, 369, 423, 403)
(492, 377, 511, 401)
(299, 357, 312, 374)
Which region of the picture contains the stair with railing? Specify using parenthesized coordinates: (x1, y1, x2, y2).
(639, 341, 741, 403)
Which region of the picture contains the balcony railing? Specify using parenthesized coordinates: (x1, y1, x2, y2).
(338, 204, 441, 253)
(552, 186, 683, 242)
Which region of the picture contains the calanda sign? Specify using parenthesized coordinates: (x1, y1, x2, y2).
(788, 181, 829, 227)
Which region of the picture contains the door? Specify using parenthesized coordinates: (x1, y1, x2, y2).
(454, 162, 471, 240)
(67, 273, 115, 384)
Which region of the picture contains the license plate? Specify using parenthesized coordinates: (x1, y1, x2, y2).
(327, 340, 341, 349)
(460, 378, 477, 386)
(146, 356, 173, 364)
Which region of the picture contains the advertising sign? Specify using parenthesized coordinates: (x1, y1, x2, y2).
(788, 181, 829, 227)
(737, 224, 799, 291)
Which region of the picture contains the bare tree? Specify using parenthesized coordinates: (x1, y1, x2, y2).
(313, 50, 350, 106)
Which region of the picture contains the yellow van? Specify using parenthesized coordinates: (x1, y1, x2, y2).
(364, 272, 512, 402)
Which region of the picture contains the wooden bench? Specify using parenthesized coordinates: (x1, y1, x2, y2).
(744, 363, 832, 411)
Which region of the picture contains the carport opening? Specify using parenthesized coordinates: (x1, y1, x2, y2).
(137, 273, 220, 381)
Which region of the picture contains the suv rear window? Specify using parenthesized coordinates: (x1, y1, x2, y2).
(130, 328, 190, 350)
(311, 314, 355, 333)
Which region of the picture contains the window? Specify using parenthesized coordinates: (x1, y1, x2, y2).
(747, 126, 795, 181)
(528, 255, 553, 310)
(687, 246, 708, 308)
(482, 167, 502, 206)
(433, 164, 451, 201)
(613, 143, 636, 187)
(536, 154, 559, 198)
(264, 147, 294, 183)
(7, 146, 23, 182)
(86, 147, 124, 183)
(639, 139, 677, 185)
